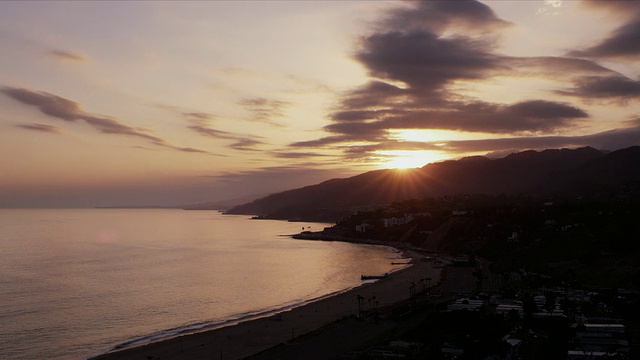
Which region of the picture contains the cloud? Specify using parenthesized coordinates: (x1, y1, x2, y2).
(329, 2, 592, 135)
(182, 112, 216, 121)
(313, 99, 588, 148)
(2, 87, 211, 154)
(375, 100, 588, 133)
(353, 30, 503, 103)
(187, 122, 236, 139)
(557, 75, 640, 102)
(239, 97, 290, 124)
(49, 50, 86, 62)
(441, 126, 640, 153)
(271, 151, 332, 159)
(287, 0, 640, 163)
(14, 123, 61, 134)
(385, 0, 510, 33)
(507, 56, 619, 78)
(155, 102, 265, 151)
(570, 1, 640, 59)
(339, 81, 408, 110)
(570, 19, 640, 58)
(176, 110, 265, 151)
(174, 146, 210, 154)
(229, 138, 264, 151)
(290, 136, 352, 148)
(626, 116, 640, 127)
(2, 87, 164, 142)
(330, 125, 640, 159)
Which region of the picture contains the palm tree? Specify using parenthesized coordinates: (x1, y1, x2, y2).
(356, 295, 365, 319)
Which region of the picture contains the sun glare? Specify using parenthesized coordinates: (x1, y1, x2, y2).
(388, 129, 501, 142)
(377, 150, 451, 169)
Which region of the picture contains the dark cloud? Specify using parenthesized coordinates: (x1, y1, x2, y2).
(287, 0, 633, 162)
(570, 19, 640, 58)
(2, 87, 164, 142)
(557, 75, 640, 102)
(377, 100, 588, 133)
(356, 30, 501, 93)
(15, 123, 61, 134)
(325, 1, 593, 138)
(339, 81, 408, 110)
(49, 50, 86, 62)
(2, 87, 211, 154)
(571, 1, 640, 59)
(385, 0, 510, 33)
(316, 100, 587, 147)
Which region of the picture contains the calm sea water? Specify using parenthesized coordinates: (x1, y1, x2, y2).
(0, 209, 401, 360)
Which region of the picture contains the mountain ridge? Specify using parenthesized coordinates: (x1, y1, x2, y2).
(225, 146, 640, 221)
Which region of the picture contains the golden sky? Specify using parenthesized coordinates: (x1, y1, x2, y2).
(1, 1, 639, 207)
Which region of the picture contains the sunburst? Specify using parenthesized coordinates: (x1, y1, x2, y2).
(377, 150, 450, 169)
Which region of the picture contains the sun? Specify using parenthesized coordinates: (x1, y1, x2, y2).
(377, 150, 451, 169)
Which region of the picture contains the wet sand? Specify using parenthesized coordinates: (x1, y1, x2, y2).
(90, 252, 441, 360)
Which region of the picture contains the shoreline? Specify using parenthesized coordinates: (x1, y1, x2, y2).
(90, 245, 441, 360)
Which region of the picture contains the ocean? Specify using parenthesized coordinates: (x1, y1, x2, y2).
(0, 209, 401, 360)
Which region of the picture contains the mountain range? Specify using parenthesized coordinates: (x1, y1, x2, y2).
(223, 146, 640, 221)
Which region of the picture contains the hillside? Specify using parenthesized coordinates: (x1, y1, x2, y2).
(226, 146, 640, 221)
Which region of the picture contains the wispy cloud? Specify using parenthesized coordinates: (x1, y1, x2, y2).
(187, 121, 235, 139)
(229, 138, 264, 151)
(155, 103, 265, 152)
(239, 97, 290, 124)
(2, 87, 164, 142)
(14, 123, 61, 134)
(186, 118, 265, 151)
(182, 112, 216, 121)
(2, 87, 211, 154)
(48, 49, 86, 62)
(270, 151, 332, 159)
(174, 146, 211, 154)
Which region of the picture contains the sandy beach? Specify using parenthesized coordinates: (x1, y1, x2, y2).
(90, 251, 441, 360)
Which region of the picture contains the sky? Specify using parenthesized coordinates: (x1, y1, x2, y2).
(1, 0, 639, 208)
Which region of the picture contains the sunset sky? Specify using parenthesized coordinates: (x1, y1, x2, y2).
(2, 0, 639, 207)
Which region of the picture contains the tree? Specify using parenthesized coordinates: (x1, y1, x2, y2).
(522, 293, 537, 321)
(544, 291, 557, 316)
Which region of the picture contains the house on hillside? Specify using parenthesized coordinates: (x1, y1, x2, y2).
(383, 215, 413, 228)
(355, 223, 373, 233)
